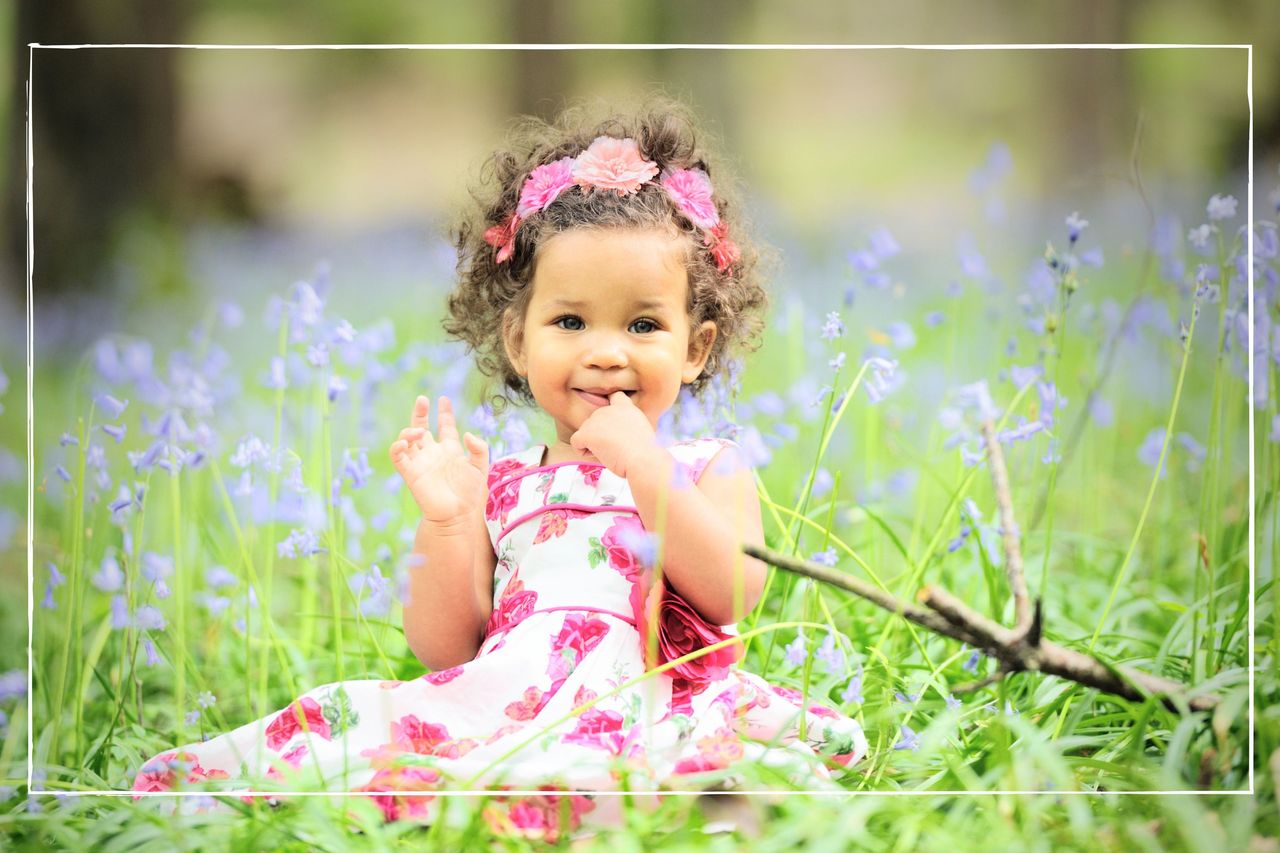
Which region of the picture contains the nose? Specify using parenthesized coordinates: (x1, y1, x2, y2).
(582, 329, 629, 369)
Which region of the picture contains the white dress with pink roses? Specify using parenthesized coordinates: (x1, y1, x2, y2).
(132, 436, 867, 838)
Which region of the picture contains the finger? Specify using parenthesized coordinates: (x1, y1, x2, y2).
(608, 390, 631, 406)
(389, 439, 407, 463)
(437, 396, 460, 447)
(463, 432, 490, 472)
(398, 427, 426, 441)
(410, 395, 430, 429)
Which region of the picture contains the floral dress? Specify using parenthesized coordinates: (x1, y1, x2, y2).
(133, 436, 867, 839)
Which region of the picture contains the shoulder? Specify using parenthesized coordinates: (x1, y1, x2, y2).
(666, 435, 747, 487)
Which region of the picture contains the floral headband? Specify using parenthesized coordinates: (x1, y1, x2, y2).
(482, 135, 740, 273)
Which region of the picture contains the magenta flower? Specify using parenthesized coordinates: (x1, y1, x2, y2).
(517, 157, 576, 218)
(660, 168, 719, 229)
(572, 136, 658, 195)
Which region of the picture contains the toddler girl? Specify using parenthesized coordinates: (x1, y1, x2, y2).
(133, 100, 867, 840)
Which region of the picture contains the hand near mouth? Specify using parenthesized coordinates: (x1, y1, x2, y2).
(569, 390, 658, 478)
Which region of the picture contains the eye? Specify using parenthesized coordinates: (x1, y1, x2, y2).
(630, 318, 659, 334)
(553, 315, 584, 331)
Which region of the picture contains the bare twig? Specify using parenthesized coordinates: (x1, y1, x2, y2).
(745, 543, 1220, 713)
(980, 420, 1032, 633)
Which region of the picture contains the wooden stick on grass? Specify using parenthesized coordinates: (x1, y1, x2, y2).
(742, 419, 1221, 714)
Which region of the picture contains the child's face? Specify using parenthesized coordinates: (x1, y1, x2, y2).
(505, 227, 716, 446)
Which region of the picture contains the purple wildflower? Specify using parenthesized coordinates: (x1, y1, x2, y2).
(820, 311, 845, 341)
(327, 374, 348, 403)
(143, 638, 160, 667)
(348, 565, 392, 617)
(198, 691, 217, 708)
(0, 670, 25, 702)
(277, 528, 323, 559)
(135, 605, 166, 631)
(91, 555, 124, 592)
(841, 668, 864, 705)
(886, 321, 915, 349)
(945, 693, 963, 710)
(869, 226, 900, 258)
(1009, 364, 1041, 389)
(1187, 224, 1215, 253)
(617, 526, 659, 569)
(893, 724, 920, 751)
(1206, 194, 1237, 221)
(1065, 211, 1089, 243)
(784, 634, 809, 667)
(863, 357, 898, 404)
(810, 548, 838, 567)
(59, 433, 78, 447)
(110, 595, 130, 629)
(963, 649, 981, 673)
(342, 449, 372, 490)
(894, 690, 919, 705)
(101, 423, 126, 444)
(924, 311, 945, 328)
(205, 565, 237, 589)
(1137, 428, 1167, 477)
(816, 633, 846, 673)
(828, 352, 846, 371)
(94, 394, 128, 420)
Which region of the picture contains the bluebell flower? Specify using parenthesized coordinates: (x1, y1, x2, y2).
(1009, 364, 1041, 390)
(342, 448, 372, 490)
(848, 249, 879, 272)
(617, 526, 659, 569)
(278, 528, 323, 559)
(54, 466, 70, 483)
(1065, 212, 1089, 243)
(810, 467, 833, 499)
(1271, 413, 1280, 444)
(1187, 224, 1215, 253)
(828, 352, 846, 371)
(820, 311, 845, 341)
(946, 524, 971, 553)
(945, 693, 963, 710)
(863, 357, 898, 404)
(136, 605, 166, 631)
(894, 690, 919, 704)
(841, 668, 864, 705)
(953, 380, 998, 422)
(963, 649, 982, 673)
(218, 301, 243, 328)
(784, 634, 809, 667)
(886, 321, 915, 350)
(1137, 428, 1167, 477)
(500, 415, 532, 453)
(143, 637, 160, 667)
(1088, 395, 1114, 428)
(91, 554, 124, 592)
(94, 393, 129, 421)
(924, 311, 945, 328)
(198, 691, 217, 708)
(348, 564, 393, 617)
(816, 633, 846, 673)
(101, 423, 126, 444)
(1081, 248, 1104, 268)
(59, 432, 78, 447)
(809, 548, 838, 568)
(868, 226, 900, 258)
(141, 552, 173, 583)
(264, 356, 288, 390)
(0, 670, 26, 702)
(327, 375, 347, 403)
(185, 710, 201, 726)
(893, 724, 920, 751)
(1206, 194, 1237, 221)
(110, 595, 130, 630)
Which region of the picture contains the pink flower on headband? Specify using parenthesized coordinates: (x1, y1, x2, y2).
(572, 136, 659, 195)
(483, 211, 519, 264)
(661, 168, 719, 230)
(517, 157, 576, 218)
(705, 222, 740, 272)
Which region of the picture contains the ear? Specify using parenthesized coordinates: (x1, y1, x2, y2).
(502, 310, 527, 378)
(682, 320, 717, 384)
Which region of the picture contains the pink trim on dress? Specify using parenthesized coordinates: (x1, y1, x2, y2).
(497, 502, 639, 546)
(480, 605, 638, 645)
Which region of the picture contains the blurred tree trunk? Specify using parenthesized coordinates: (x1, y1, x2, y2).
(509, 0, 572, 120)
(3, 0, 189, 300)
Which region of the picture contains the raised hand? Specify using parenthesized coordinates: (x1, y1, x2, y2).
(388, 395, 490, 526)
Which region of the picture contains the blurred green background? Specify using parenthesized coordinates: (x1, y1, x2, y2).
(0, 0, 1274, 327)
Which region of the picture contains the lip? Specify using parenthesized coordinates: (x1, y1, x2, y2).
(573, 388, 636, 406)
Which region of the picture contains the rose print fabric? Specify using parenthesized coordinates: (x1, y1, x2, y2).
(133, 436, 867, 840)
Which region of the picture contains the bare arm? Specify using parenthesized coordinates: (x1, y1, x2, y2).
(389, 394, 494, 671)
(402, 510, 495, 670)
(624, 442, 767, 626)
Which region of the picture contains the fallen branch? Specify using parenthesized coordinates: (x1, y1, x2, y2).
(746, 543, 1218, 713)
(743, 419, 1221, 714)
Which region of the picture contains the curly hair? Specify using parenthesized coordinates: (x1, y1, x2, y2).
(443, 97, 770, 413)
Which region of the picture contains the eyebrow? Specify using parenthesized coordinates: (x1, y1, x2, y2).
(544, 298, 671, 311)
